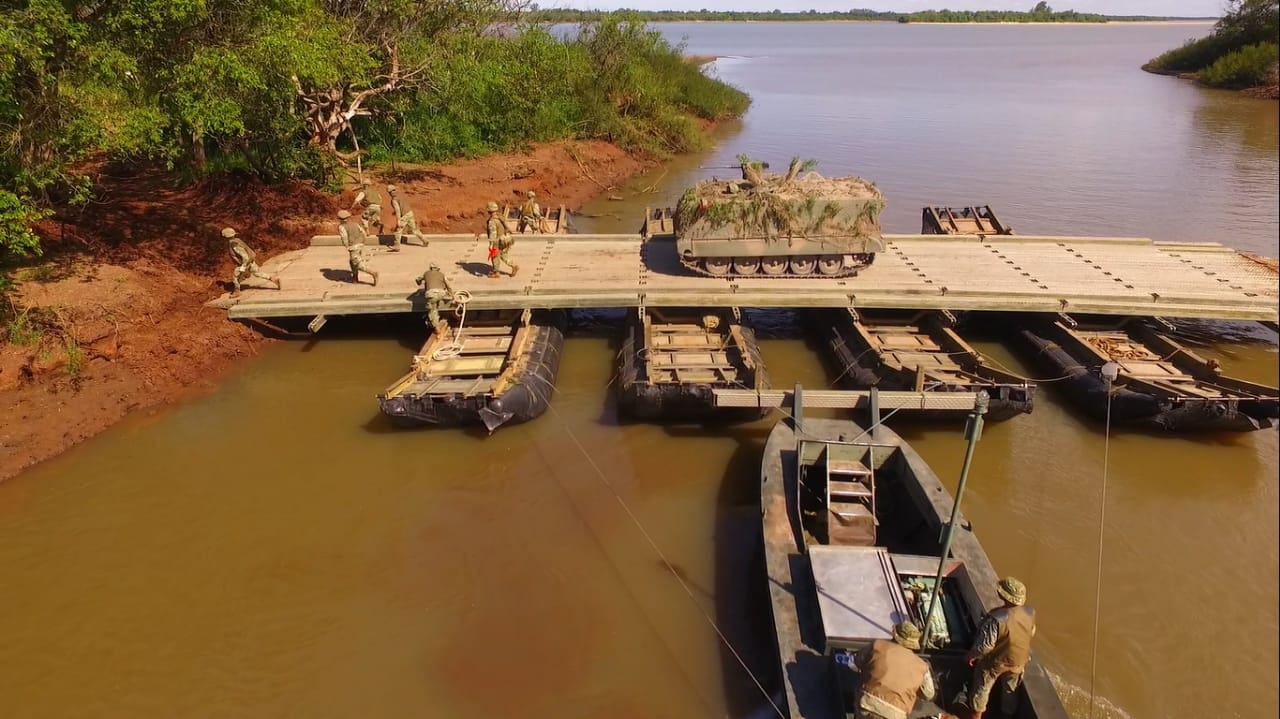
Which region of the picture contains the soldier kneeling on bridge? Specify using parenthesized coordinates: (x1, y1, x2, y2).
(415, 262, 456, 329)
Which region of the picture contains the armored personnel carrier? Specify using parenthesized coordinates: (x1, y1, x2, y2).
(668, 159, 886, 278)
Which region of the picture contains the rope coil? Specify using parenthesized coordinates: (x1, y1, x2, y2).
(430, 290, 472, 361)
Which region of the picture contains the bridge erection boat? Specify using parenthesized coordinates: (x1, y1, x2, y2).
(378, 310, 566, 431)
(760, 390, 1068, 719)
(1012, 314, 1279, 432)
(811, 308, 1035, 421)
(617, 307, 769, 421)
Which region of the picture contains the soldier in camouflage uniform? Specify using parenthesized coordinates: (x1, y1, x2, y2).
(484, 201, 518, 278)
(337, 209, 379, 286)
(387, 185, 427, 248)
(224, 227, 280, 297)
(518, 189, 544, 233)
(415, 262, 455, 328)
(351, 178, 384, 236)
(963, 577, 1036, 719)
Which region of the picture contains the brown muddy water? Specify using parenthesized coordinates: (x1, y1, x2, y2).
(2, 22, 1277, 719)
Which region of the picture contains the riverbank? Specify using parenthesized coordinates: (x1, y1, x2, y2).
(0, 140, 652, 483)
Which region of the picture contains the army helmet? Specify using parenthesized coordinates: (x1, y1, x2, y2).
(221, 227, 237, 238)
(527, 190, 536, 198)
(337, 209, 351, 219)
(360, 177, 371, 186)
(387, 184, 398, 194)
(429, 262, 440, 271)
(997, 576, 1027, 606)
(892, 621, 922, 650)
(485, 201, 499, 212)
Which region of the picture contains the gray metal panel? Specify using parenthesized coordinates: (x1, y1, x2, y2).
(713, 389, 979, 411)
(809, 545, 909, 652)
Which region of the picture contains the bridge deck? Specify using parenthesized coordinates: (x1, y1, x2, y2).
(221, 234, 1280, 322)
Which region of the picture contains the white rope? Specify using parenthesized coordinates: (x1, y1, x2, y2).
(532, 384, 788, 719)
(430, 290, 472, 361)
(1087, 374, 1114, 719)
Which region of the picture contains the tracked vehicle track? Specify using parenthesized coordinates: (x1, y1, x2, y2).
(679, 253, 876, 279)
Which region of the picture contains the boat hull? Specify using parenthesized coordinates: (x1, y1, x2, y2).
(1015, 322, 1277, 432)
(760, 416, 1068, 719)
(379, 315, 566, 431)
(812, 309, 1034, 422)
(617, 309, 770, 422)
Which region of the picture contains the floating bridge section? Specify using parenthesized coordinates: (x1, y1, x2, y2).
(223, 233, 1280, 322)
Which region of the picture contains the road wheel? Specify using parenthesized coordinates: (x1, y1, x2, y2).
(817, 256, 844, 276)
(760, 257, 788, 276)
(732, 257, 761, 275)
(703, 257, 731, 276)
(788, 256, 817, 276)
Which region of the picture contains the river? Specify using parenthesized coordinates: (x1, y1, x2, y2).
(1, 21, 1276, 719)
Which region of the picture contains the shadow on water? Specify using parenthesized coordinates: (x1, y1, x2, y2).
(1192, 88, 1280, 155)
(710, 424, 786, 718)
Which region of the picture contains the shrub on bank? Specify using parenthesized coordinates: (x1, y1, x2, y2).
(364, 17, 749, 163)
(1200, 42, 1280, 87)
(1144, 0, 1279, 91)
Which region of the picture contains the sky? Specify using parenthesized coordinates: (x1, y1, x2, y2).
(553, 1, 1227, 18)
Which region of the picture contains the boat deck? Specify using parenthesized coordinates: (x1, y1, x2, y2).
(219, 233, 1280, 321)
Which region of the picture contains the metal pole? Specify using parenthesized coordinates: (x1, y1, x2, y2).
(921, 391, 989, 646)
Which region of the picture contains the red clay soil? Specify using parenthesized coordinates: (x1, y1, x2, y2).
(0, 139, 650, 482)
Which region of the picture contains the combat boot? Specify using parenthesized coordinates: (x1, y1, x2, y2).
(270, 275, 281, 290)
(230, 288, 242, 298)
(511, 264, 520, 278)
(372, 271, 380, 287)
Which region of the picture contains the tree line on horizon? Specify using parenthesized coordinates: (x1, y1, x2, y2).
(526, 4, 1192, 24)
(0, 3, 749, 259)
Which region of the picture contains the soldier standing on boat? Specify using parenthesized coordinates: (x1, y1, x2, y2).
(963, 576, 1036, 719)
(850, 621, 936, 719)
(484, 201, 519, 278)
(337, 209, 379, 286)
(518, 190, 543, 233)
(388, 184, 428, 248)
(352, 178, 384, 236)
(224, 227, 280, 297)
(415, 262, 455, 328)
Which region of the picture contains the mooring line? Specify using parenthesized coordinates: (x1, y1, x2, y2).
(535, 385, 789, 719)
(1088, 376, 1115, 719)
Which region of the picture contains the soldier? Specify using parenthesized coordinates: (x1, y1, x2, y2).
(388, 185, 428, 248)
(415, 262, 455, 328)
(484, 201, 519, 278)
(518, 189, 544, 233)
(351, 177, 384, 236)
(337, 209, 379, 286)
(224, 227, 280, 297)
(850, 621, 936, 719)
(963, 577, 1036, 719)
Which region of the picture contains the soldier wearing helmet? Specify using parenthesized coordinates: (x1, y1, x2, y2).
(518, 189, 544, 234)
(415, 261, 455, 328)
(337, 209, 379, 286)
(963, 576, 1036, 719)
(850, 621, 936, 719)
(351, 177, 384, 239)
(223, 227, 280, 296)
(387, 184, 428, 248)
(483, 200, 518, 279)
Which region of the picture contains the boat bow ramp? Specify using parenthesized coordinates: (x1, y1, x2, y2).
(222, 233, 1280, 322)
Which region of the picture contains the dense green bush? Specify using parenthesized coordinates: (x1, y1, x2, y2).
(363, 17, 749, 161)
(1145, 0, 1279, 88)
(1200, 42, 1280, 87)
(1, 1, 748, 258)
(1145, 34, 1235, 73)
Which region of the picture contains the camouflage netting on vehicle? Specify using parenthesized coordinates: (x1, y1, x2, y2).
(674, 172, 884, 245)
